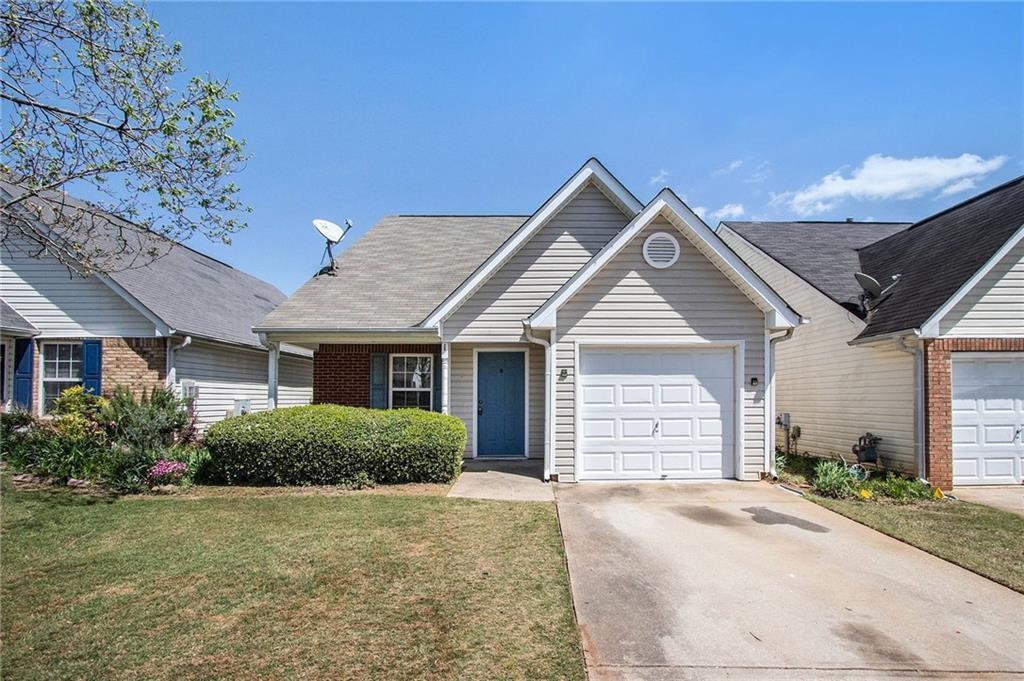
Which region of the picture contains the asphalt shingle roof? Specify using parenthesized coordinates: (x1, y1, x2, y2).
(0, 298, 39, 336)
(257, 216, 527, 330)
(855, 175, 1024, 340)
(2, 182, 290, 349)
(721, 221, 911, 306)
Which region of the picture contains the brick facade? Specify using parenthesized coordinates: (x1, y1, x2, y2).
(923, 337, 1024, 489)
(101, 337, 167, 397)
(313, 344, 438, 406)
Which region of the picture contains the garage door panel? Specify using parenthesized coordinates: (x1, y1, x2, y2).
(952, 354, 1024, 486)
(578, 346, 736, 480)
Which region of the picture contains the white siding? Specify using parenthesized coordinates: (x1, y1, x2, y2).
(449, 342, 545, 458)
(175, 340, 312, 430)
(939, 239, 1024, 337)
(555, 219, 768, 481)
(0, 335, 13, 410)
(443, 184, 630, 342)
(1, 236, 157, 337)
(721, 227, 919, 474)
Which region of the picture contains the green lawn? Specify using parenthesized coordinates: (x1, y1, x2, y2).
(1, 479, 585, 680)
(813, 496, 1024, 593)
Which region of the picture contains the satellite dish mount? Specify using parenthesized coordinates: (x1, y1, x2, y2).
(854, 271, 901, 314)
(313, 218, 352, 276)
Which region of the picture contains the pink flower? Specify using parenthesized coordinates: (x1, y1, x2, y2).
(147, 459, 188, 486)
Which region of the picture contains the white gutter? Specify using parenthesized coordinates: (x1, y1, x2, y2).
(523, 320, 553, 481)
(894, 333, 927, 482)
(767, 327, 796, 478)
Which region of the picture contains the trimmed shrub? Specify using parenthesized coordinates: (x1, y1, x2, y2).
(204, 405, 467, 486)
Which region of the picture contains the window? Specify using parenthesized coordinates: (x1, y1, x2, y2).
(42, 342, 82, 412)
(389, 354, 432, 410)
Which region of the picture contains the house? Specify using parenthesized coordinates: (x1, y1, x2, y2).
(719, 176, 1024, 488)
(1, 186, 313, 428)
(256, 159, 802, 482)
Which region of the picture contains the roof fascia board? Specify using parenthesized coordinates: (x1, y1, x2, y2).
(95, 273, 172, 336)
(530, 190, 801, 330)
(917, 222, 1024, 338)
(419, 158, 643, 329)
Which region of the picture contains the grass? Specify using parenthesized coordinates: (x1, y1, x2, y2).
(0, 478, 585, 680)
(813, 495, 1024, 594)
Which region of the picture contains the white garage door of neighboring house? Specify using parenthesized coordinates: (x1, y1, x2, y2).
(952, 354, 1024, 486)
(578, 346, 736, 480)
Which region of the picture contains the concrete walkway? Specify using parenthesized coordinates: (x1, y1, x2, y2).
(952, 486, 1024, 517)
(556, 481, 1024, 680)
(446, 459, 552, 502)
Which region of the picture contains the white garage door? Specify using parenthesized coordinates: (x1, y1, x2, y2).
(578, 346, 735, 480)
(952, 354, 1024, 485)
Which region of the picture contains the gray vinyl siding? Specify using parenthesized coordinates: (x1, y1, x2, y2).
(939, 239, 1024, 337)
(555, 218, 768, 481)
(1, 235, 157, 337)
(443, 184, 630, 342)
(175, 340, 312, 430)
(720, 226, 918, 474)
(449, 342, 545, 459)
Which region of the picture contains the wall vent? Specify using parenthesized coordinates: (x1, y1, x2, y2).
(642, 232, 680, 269)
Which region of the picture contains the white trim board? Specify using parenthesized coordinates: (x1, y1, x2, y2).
(919, 222, 1024, 338)
(529, 189, 802, 331)
(471, 346, 530, 458)
(421, 158, 642, 329)
(571, 338, 746, 482)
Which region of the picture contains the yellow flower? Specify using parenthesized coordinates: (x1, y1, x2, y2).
(858, 488, 873, 500)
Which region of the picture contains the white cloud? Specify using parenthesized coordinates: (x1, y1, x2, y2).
(649, 169, 670, 185)
(712, 203, 745, 220)
(712, 159, 744, 177)
(784, 153, 1006, 216)
(940, 177, 977, 196)
(692, 206, 707, 220)
(744, 160, 773, 184)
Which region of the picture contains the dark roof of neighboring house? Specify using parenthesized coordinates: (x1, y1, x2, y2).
(720, 221, 911, 306)
(854, 175, 1024, 340)
(1, 181, 291, 350)
(257, 215, 527, 330)
(0, 299, 39, 336)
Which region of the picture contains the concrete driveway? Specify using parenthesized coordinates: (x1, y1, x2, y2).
(556, 482, 1024, 680)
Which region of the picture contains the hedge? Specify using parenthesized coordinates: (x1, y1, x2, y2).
(203, 404, 467, 486)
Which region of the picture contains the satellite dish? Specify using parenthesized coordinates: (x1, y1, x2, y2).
(313, 218, 346, 244)
(855, 272, 883, 300)
(312, 218, 352, 276)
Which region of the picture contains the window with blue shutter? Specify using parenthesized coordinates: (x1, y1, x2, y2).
(369, 353, 387, 409)
(82, 339, 102, 396)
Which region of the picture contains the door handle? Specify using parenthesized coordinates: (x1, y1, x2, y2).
(478, 399, 483, 416)
(653, 420, 660, 435)
(1014, 426, 1023, 443)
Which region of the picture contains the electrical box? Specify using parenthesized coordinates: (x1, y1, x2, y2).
(233, 399, 252, 417)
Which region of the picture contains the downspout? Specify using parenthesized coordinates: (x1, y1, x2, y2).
(165, 335, 192, 388)
(523, 320, 552, 481)
(767, 327, 796, 478)
(894, 333, 927, 483)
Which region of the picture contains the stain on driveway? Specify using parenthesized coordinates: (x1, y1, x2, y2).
(555, 482, 1024, 680)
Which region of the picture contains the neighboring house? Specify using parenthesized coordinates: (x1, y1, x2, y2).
(719, 176, 1024, 488)
(1, 187, 313, 429)
(257, 159, 802, 482)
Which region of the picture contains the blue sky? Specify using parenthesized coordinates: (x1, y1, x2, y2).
(148, 2, 1023, 294)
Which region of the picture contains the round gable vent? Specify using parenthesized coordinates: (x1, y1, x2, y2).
(642, 232, 680, 269)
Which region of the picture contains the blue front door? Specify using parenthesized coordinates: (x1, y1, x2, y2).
(477, 352, 525, 456)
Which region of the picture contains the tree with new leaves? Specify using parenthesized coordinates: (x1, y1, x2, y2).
(1, 0, 248, 274)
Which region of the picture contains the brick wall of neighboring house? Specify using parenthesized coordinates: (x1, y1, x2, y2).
(313, 344, 438, 406)
(923, 337, 1024, 489)
(102, 337, 167, 396)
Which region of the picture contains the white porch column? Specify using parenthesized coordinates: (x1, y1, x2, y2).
(440, 342, 450, 414)
(267, 341, 280, 410)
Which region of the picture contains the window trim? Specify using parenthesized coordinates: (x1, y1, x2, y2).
(39, 341, 84, 414)
(0, 342, 6, 404)
(388, 353, 433, 410)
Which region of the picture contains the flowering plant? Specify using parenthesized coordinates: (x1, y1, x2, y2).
(146, 459, 188, 486)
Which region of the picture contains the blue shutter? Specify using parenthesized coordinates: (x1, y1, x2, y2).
(13, 339, 33, 410)
(82, 339, 102, 395)
(432, 349, 441, 412)
(370, 353, 387, 409)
